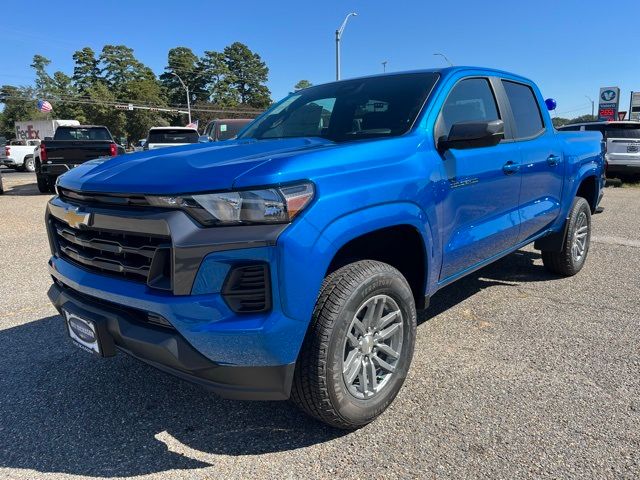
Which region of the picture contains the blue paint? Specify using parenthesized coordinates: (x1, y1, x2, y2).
(53, 67, 604, 370)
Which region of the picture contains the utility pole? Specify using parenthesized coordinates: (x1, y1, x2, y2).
(585, 95, 594, 117)
(335, 12, 358, 80)
(382, 61, 388, 73)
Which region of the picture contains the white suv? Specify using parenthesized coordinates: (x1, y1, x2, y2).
(558, 121, 640, 179)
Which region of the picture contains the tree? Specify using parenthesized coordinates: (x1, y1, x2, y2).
(99, 45, 154, 91)
(81, 82, 126, 137)
(294, 80, 313, 91)
(72, 47, 101, 92)
(552, 114, 597, 128)
(124, 78, 168, 141)
(0, 85, 47, 138)
(160, 47, 207, 108)
(197, 50, 236, 106)
(31, 54, 53, 94)
(223, 42, 271, 108)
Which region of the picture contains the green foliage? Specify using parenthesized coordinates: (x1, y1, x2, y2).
(72, 47, 100, 92)
(552, 114, 597, 127)
(294, 80, 313, 91)
(223, 42, 271, 108)
(1, 42, 272, 142)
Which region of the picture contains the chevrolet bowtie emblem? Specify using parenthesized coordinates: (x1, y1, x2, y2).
(63, 208, 92, 229)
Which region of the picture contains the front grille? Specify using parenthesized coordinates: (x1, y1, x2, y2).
(58, 187, 151, 207)
(222, 264, 272, 313)
(51, 218, 171, 286)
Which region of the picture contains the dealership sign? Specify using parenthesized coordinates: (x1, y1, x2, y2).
(598, 87, 620, 121)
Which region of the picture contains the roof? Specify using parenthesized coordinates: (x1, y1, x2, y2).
(148, 126, 199, 131)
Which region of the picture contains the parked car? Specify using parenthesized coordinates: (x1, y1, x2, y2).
(35, 125, 125, 193)
(133, 139, 147, 152)
(557, 121, 640, 180)
(1, 139, 40, 172)
(45, 67, 604, 429)
(202, 118, 253, 142)
(145, 127, 199, 150)
(0, 138, 8, 166)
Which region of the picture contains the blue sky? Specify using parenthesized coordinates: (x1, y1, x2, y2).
(1, 0, 639, 118)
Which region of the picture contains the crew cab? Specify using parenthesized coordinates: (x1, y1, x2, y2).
(36, 125, 124, 193)
(45, 68, 604, 429)
(145, 127, 199, 150)
(1, 139, 40, 172)
(557, 121, 640, 180)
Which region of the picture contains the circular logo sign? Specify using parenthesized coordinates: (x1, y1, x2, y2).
(69, 317, 96, 343)
(601, 90, 617, 102)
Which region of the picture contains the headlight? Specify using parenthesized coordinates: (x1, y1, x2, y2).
(146, 182, 314, 226)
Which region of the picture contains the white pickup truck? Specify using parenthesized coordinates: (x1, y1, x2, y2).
(1, 139, 40, 172)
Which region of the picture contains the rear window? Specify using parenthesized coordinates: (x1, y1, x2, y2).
(502, 80, 545, 139)
(602, 125, 640, 139)
(148, 129, 199, 144)
(54, 127, 112, 141)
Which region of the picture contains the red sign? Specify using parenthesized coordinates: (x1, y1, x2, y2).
(618, 111, 627, 120)
(599, 108, 615, 121)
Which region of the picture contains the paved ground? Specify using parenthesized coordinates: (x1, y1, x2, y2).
(0, 169, 638, 480)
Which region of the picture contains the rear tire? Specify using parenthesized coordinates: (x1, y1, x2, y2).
(36, 174, 50, 194)
(23, 156, 35, 173)
(541, 197, 591, 276)
(291, 260, 417, 429)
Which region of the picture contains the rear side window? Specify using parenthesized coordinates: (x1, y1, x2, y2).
(502, 80, 545, 139)
(438, 78, 500, 138)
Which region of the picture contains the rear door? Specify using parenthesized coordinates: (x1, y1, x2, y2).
(437, 77, 522, 281)
(501, 80, 564, 242)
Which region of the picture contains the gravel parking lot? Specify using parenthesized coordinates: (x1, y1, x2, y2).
(0, 170, 638, 480)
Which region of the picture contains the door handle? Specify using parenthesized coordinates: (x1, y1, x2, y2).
(502, 161, 520, 175)
(547, 154, 561, 166)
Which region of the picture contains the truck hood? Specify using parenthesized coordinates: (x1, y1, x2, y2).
(57, 138, 336, 194)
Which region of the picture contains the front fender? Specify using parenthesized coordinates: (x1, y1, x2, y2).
(276, 201, 436, 324)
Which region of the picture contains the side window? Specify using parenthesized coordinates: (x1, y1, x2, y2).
(502, 80, 545, 139)
(438, 78, 500, 139)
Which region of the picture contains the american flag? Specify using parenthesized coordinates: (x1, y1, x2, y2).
(37, 100, 52, 112)
(186, 119, 199, 130)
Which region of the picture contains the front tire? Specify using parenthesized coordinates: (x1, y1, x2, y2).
(36, 174, 50, 194)
(541, 197, 591, 276)
(291, 260, 417, 429)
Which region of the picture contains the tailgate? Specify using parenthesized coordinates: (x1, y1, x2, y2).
(46, 141, 113, 164)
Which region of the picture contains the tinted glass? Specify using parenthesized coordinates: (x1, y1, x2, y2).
(218, 121, 250, 140)
(239, 73, 439, 143)
(439, 78, 499, 137)
(54, 127, 111, 140)
(603, 125, 640, 139)
(502, 80, 545, 139)
(148, 129, 199, 143)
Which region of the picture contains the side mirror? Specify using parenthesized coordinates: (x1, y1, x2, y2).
(198, 135, 211, 143)
(438, 119, 504, 152)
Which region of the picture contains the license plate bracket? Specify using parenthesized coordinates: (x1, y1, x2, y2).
(63, 308, 116, 357)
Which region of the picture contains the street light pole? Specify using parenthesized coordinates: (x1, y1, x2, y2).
(585, 95, 594, 117)
(335, 12, 357, 81)
(433, 53, 453, 66)
(382, 61, 388, 73)
(170, 71, 191, 124)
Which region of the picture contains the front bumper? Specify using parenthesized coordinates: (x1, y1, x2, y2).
(48, 282, 295, 400)
(45, 194, 311, 400)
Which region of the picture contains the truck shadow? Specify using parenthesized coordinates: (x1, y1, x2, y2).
(0, 249, 556, 478)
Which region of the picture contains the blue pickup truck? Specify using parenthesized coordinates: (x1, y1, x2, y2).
(46, 67, 604, 429)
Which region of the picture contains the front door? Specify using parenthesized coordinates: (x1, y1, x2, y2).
(437, 77, 522, 281)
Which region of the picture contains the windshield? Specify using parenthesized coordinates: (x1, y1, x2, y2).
(239, 73, 439, 143)
(148, 129, 199, 144)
